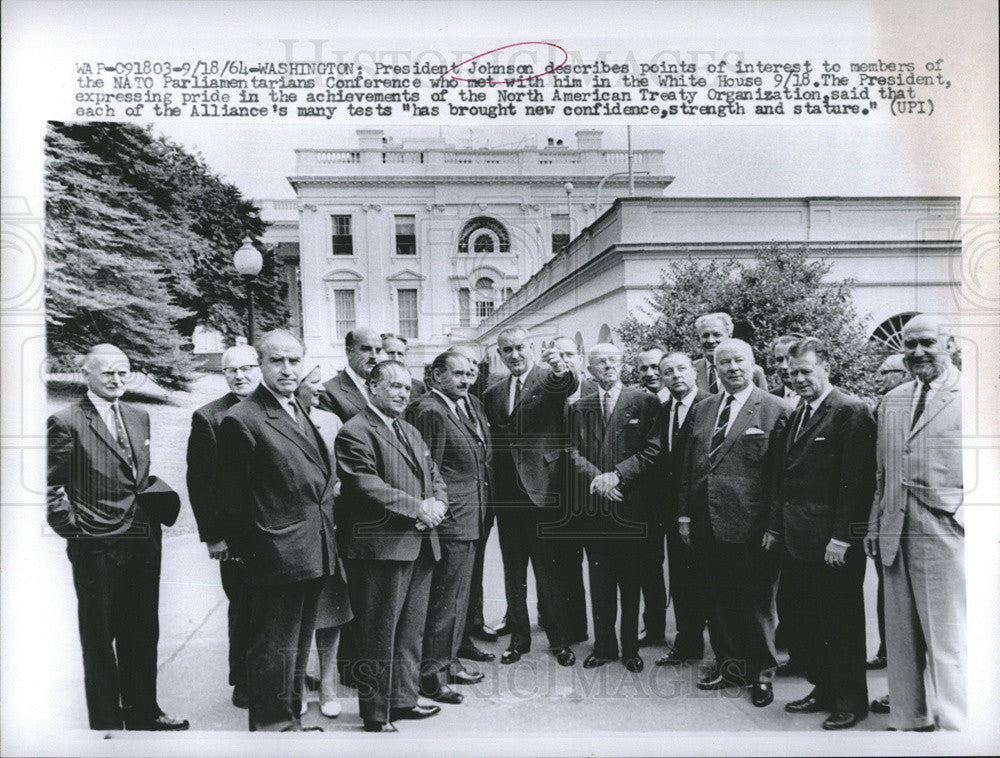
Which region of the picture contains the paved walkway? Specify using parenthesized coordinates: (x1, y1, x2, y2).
(31, 525, 889, 747)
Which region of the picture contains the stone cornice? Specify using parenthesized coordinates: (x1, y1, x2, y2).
(289, 175, 675, 189)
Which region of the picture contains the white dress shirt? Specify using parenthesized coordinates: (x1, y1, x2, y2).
(910, 363, 959, 418)
(667, 386, 699, 451)
(367, 402, 397, 431)
(87, 391, 126, 441)
(508, 369, 530, 415)
(598, 383, 622, 418)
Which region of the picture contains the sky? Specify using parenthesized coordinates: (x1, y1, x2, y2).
(153, 121, 960, 202)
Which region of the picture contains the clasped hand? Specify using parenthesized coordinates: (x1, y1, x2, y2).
(590, 471, 622, 502)
(415, 498, 447, 530)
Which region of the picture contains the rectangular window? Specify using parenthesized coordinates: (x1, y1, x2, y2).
(333, 289, 356, 337)
(458, 288, 471, 327)
(331, 215, 353, 255)
(397, 288, 418, 339)
(394, 214, 416, 255)
(476, 300, 495, 320)
(551, 213, 570, 252)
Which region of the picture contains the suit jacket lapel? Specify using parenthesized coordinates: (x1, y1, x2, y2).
(340, 371, 367, 416)
(604, 389, 633, 446)
(82, 398, 133, 471)
(119, 402, 149, 481)
(908, 384, 958, 439)
(370, 411, 424, 481)
(259, 390, 328, 474)
(710, 389, 761, 468)
(510, 366, 540, 417)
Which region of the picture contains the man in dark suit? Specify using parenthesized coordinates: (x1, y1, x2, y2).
(47, 344, 189, 732)
(653, 352, 712, 664)
(406, 350, 492, 703)
(680, 338, 789, 706)
(318, 326, 382, 420)
(633, 344, 669, 646)
(336, 360, 447, 732)
(483, 327, 579, 666)
(450, 343, 499, 652)
(692, 313, 767, 393)
(567, 343, 661, 672)
(217, 330, 339, 732)
(769, 334, 804, 409)
(185, 344, 260, 709)
(382, 332, 427, 399)
(768, 337, 875, 730)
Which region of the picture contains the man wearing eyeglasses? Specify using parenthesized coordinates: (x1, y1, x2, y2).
(47, 344, 189, 732)
(864, 315, 965, 731)
(186, 344, 261, 709)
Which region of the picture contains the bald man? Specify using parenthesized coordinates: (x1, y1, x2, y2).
(865, 315, 965, 731)
(186, 344, 261, 708)
(47, 345, 189, 731)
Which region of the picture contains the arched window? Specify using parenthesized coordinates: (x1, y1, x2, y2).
(871, 312, 918, 351)
(597, 324, 612, 344)
(458, 216, 510, 254)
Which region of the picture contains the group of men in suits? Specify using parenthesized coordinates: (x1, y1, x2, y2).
(49, 310, 965, 735)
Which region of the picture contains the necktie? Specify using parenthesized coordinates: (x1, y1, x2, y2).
(708, 364, 718, 394)
(670, 401, 682, 452)
(796, 403, 812, 440)
(910, 381, 931, 430)
(602, 390, 612, 422)
(393, 419, 421, 472)
(709, 394, 734, 459)
(110, 402, 136, 475)
(510, 376, 522, 415)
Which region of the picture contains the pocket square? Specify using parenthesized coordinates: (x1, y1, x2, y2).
(144, 439, 151, 446)
(814, 436, 827, 442)
(627, 418, 639, 425)
(744, 427, 766, 435)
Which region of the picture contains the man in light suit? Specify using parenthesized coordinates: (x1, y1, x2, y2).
(568, 343, 661, 672)
(218, 330, 339, 732)
(483, 327, 579, 666)
(864, 314, 965, 731)
(768, 338, 876, 730)
(692, 313, 767, 393)
(336, 360, 447, 732)
(406, 350, 492, 703)
(47, 344, 189, 731)
(318, 326, 383, 421)
(185, 344, 260, 709)
(680, 339, 789, 706)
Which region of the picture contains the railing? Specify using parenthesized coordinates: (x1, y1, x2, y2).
(442, 150, 520, 164)
(382, 152, 424, 164)
(315, 151, 361, 164)
(602, 151, 646, 164)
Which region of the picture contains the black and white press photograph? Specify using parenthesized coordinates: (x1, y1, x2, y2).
(2, 1, 998, 756)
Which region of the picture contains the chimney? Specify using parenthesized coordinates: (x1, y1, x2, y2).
(575, 130, 603, 149)
(357, 129, 385, 148)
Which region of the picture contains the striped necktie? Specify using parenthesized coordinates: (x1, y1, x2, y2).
(110, 402, 136, 476)
(709, 394, 734, 459)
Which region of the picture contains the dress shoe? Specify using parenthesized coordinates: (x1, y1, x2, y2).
(696, 672, 729, 691)
(785, 694, 829, 714)
(637, 631, 667, 647)
(320, 700, 342, 718)
(583, 653, 617, 669)
(457, 644, 495, 662)
(751, 682, 774, 708)
(866, 653, 887, 670)
(448, 669, 485, 685)
(776, 659, 806, 677)
(656, 648, 700, 666)
(623, 655, 644, 673)
(389, 704, 441, 721)
(124, 714, 190, 731)
(824, 710, 866, 730)
(231, 684, 249, 709)
(554, 647, 576, 667)
(419, 683, 464, 704)
(500, 649, 525, 665)
(870, 695, 890, 714)
(363, 720, 387, 733)
(471, 624, 499, 642)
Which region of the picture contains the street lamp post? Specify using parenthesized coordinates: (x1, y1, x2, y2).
(232, 237, 263, 345)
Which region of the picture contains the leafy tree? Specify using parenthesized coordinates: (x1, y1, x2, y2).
(45, 122, 288, 389)
(616, 243, 884, 398)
